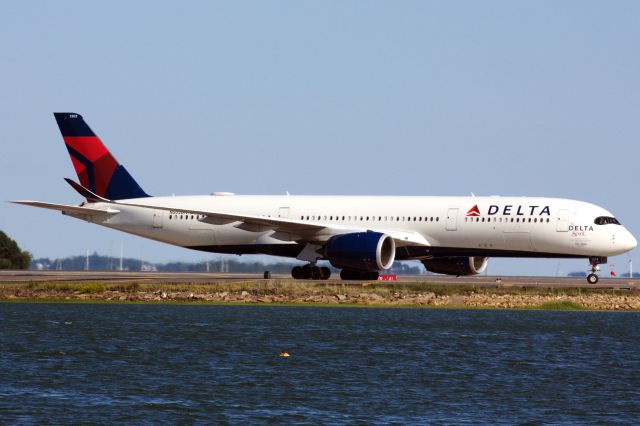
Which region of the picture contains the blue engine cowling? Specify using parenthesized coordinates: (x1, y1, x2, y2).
(325, 232, 396, 272)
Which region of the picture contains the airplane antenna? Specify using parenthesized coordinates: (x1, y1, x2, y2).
(286, 191, 290, 196)
(470, 192, 476, 197)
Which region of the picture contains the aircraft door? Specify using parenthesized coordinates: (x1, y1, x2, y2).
(277, 207, 290, 218)
(152, 209, 163, 228)
(556, 209, 569, 232)
(446, 208, 458, 231)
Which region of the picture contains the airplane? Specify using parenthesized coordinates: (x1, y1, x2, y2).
(11, 113, 637, 284)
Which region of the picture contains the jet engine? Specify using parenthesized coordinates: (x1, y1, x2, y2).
(325, 232, 395, 272)
(421, 256, 488, 276)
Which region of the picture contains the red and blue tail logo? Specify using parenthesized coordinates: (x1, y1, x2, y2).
(54, 113, 149, 200)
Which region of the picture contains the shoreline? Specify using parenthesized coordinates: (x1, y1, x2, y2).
(2, 280, 640, 310)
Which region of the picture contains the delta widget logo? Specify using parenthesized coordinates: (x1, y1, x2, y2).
(466, 205, 480, 217)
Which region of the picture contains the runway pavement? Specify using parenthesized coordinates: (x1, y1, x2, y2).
(0, 270, 637, 290)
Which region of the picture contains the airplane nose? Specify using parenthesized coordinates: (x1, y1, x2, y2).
(621, 230, 637, 252)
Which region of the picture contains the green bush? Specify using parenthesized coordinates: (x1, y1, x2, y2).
(0, 231, 31, 269)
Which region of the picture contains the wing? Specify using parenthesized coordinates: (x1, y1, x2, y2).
(112, 200, 430, 247)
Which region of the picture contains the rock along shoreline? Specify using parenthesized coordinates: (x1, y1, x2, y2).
(1, 280, 640, 310)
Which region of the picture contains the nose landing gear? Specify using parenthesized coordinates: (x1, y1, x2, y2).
(291, 264, 331, 280)
(587, 256, 607, 284)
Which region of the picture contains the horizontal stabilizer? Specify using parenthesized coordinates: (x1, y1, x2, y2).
(64, 178, 111, 202)
(9, 200, 119, 217)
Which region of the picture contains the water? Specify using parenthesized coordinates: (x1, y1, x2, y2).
(1, 304, 639, 424)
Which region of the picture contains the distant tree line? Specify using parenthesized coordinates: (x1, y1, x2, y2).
(0, 231, 32, 269)
(31, 252, 426, 274)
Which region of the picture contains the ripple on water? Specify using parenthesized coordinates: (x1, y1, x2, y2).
(1, 304, 639, 423)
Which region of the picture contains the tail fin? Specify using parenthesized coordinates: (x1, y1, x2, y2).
(53, 113, 149, 200)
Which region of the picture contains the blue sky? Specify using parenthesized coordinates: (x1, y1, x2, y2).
(1, 1, 638, 275)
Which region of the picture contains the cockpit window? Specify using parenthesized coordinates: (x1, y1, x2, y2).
(594, 216, 621, 225)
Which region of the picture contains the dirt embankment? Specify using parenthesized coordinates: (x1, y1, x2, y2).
(1, 280, 640, 310)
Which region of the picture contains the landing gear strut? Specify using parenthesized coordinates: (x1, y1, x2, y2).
(587, 256, 607, 284)
(291, 264, 331, 280)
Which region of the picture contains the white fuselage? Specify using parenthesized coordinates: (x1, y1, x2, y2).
(73, 195, 636, 260)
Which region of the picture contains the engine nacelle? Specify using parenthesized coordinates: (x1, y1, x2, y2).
(325, 232, 396, 272)
(422, 256, 488, 276)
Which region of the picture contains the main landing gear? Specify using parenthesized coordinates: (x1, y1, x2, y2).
(587, 256, 607, 284)
(291, 264, 331, 280)
(290, 265, 380, 281)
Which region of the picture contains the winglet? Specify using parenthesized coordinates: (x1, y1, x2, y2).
(64, 178, 111, 202)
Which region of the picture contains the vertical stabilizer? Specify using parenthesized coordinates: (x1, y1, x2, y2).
(53, 113, 149, 200)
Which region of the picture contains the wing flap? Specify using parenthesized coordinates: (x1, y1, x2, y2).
(113, 200, 327, 232)
(111, 200, 430, 246)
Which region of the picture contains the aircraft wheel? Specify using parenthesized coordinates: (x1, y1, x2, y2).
(310, 266, 322, 280)
(587, 273, 599, 284)
(291, 266, 303, 279)
(301, 265, 312, 279)
(320, 266, 331, 280)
